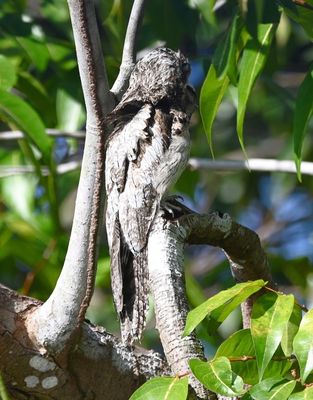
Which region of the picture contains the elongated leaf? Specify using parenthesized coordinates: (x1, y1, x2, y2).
(249, 378, 296, 400)
(0, 55, 17, 90)
(293, 66, 313, 179)
(184, 280, 266, 336)
(281, 304, 301, 356)
(289, 386, 313, 400)
(293, 308, 313, 383)
(199, 64, 229, 154)
(0, 89, 51, 162)
(189, 357, 245, 397)
(213, 14, 243, 79)
(237, 23, 276, 149)
(216, 329, 293, 385)
(16, 37, 50, 71)
(251, 293, 294, 380)
(129, 377, 188, 400)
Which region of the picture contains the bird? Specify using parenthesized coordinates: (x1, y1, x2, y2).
(105, 47, 195, 344)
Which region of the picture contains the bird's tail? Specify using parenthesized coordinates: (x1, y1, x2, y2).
(110, 217, 149, 344)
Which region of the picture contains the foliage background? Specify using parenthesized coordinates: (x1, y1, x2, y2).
(0, 0, 312, 355)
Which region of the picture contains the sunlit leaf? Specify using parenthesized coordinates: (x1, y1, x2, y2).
(249, 378, 296, 400)
(199, 64, 229, 154)
(289, 386, 313, 400)
(129, 377, 188, 400)
(281, 304, 301, 356)
(237, 23, 276, 150)
(251, 293, 294, 380)
(0, 55, 17, 90)
(293, 308, 313, 383)
(189, 357, 245, 397)
(0, 89, 52, 162)
(184, 280, 266, 336)
(216, 329, 293, 385)
(56, 88, 86, 131)
(293, 66, 313, 179)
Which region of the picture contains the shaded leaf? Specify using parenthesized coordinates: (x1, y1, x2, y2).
(251, 293, 294, 380)
(213, 13, 243, 79)
(293, 308, 313, 383)
(184, 280, 266, 336)
(249, 378, 296, 400)
(16, 37, 50, 71)
(237, 23, 276, 149)
(129, 377, 188, 400)
(0, 55, 17, 90)
(0, 89, 52, 162)
(189, 357, 245, 397)
(199, 64, 229, 154)
(293, 66, 313, 179)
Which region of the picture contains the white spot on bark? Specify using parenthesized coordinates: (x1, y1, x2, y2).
(41, 376, 58, 389)
(29, 355, 56, 372)
(24, 376, 39, 388)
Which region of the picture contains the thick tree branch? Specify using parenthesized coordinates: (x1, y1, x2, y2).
(148, 212, 214, 400)
(0, 285, 168, 399)
(111, 0, 146, 99)
(26, 0, 114, 353)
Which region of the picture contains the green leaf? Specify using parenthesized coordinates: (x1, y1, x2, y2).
(281, 304, 301, 357)
(213, 13, 243, 79)
(184, 280, 266, 336)
(129, 377, 188, 400)
(293, 66, 313, 180)
(16, 37, 50, 71)
(189, 357, 245, 397)
(56, 88, 86, 131)
(249, 378, 296, 400)
(237, 23, 276, 150)
(289, 386, 313, 400)
(251, 293, 294, 380)
(216, 329, 293, 385)
(0, 55, 17, 90)
(0, 89, 52, 162)
(199, 63, 229, 154)
(293, 308, 313, 383)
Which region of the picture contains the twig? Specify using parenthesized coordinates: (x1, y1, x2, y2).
(0, 129, 85, 140)
(292, 0, 313, 11)
(111, 0, 147, 99)
(0, 160, 81, 178)
(264, 286, 309, 312)
(188, 157, 313, 176)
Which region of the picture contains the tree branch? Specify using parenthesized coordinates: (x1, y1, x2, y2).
(148, 212, 214, 400)
(0, 285, 168, 400)
(111, 0, 147, 99)
(26, 0, 114, 353)
(188, 158, 313, 176)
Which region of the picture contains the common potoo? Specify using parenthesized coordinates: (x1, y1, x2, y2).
(105, 47, 195, 344)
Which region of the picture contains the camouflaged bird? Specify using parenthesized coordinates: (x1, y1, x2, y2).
(105, 47, 195, 344)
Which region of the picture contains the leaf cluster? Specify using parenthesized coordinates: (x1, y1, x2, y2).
(132, 280, 313, 399)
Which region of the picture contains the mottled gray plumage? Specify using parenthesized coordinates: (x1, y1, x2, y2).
(105, 48, 195, 344)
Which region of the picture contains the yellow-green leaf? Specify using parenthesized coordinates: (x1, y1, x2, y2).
(129, 377, 188, 400)
(251, 293, 294, 380)
(184, 280, 266, 336)
(293, 308, 313, 383)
